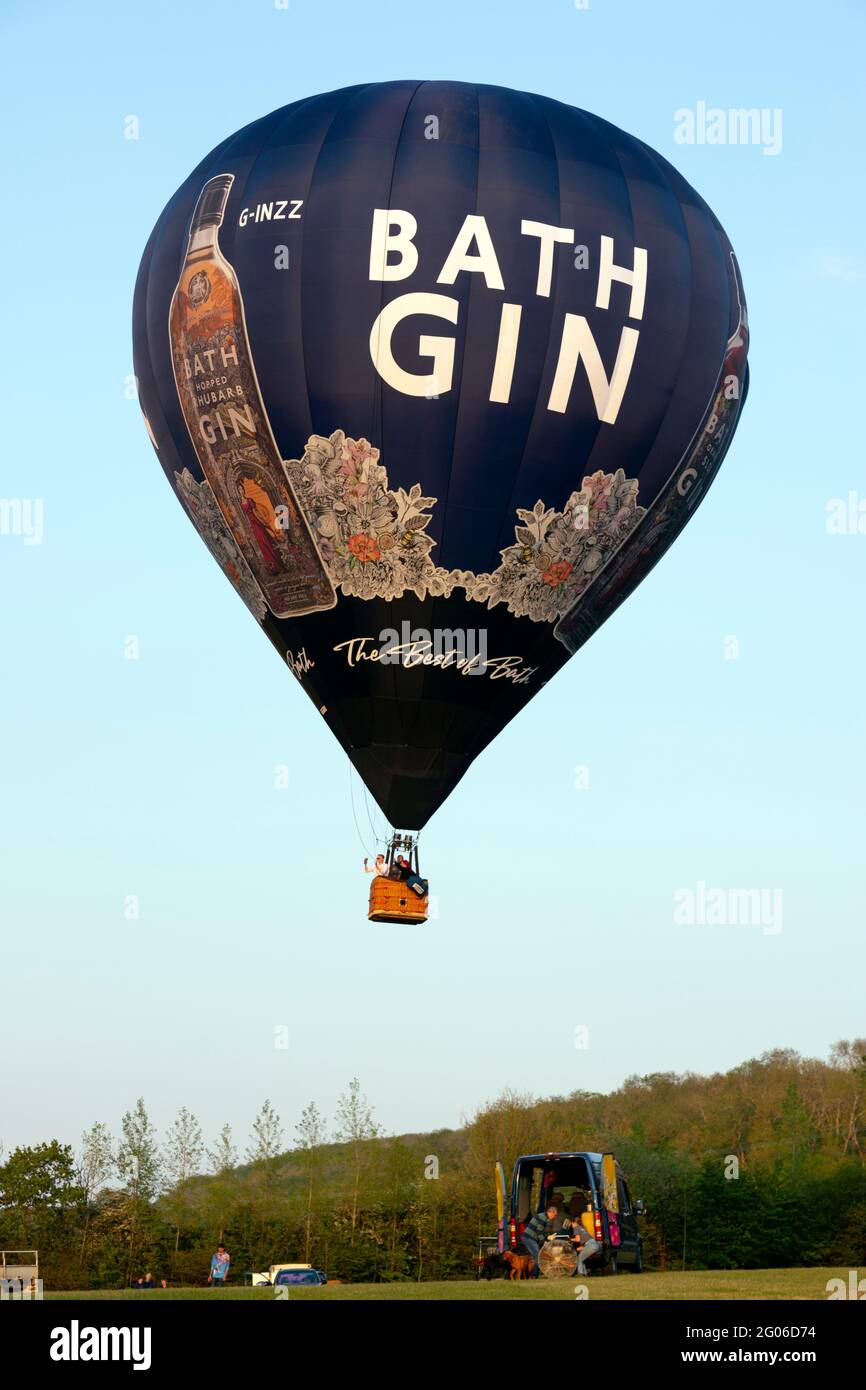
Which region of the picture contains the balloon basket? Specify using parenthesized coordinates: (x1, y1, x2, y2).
(368, 875, 428, 925)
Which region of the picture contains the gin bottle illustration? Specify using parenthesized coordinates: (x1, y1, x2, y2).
(169, 173, 336, 617)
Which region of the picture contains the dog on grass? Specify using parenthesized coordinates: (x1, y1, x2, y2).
(502, 1249, 535, 1281)
(479, 1250, 510, 1280)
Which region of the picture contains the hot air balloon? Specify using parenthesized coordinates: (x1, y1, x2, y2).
(132, 81, 749, 922)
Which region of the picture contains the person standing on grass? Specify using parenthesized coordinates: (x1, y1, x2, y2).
(208, 1244, 230, 1287)
(520, 1203, 560, 1277)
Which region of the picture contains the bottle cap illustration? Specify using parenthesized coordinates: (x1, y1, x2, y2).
(190, 173, 234, 229)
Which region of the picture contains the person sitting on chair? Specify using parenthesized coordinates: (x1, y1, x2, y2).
(396, 854, 428, 898)
(363, 854, 388, 876)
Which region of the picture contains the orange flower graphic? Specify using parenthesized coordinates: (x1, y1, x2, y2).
(542, 559, 573, 586)
(348, 533, 381, 562)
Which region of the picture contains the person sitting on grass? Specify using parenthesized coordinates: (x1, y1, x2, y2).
(208, 1243, 230, 1287)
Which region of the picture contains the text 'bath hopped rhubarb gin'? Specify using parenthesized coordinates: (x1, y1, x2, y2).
(169, 173, 336, 618)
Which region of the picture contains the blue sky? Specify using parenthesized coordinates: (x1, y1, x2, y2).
(1, 0, 863, 1161)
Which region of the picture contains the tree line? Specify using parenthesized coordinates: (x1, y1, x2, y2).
(1, 1043, 864, 1288)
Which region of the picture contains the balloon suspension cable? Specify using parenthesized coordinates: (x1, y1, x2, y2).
(347, 760, 375, 859)
(361, 780, 390, 850)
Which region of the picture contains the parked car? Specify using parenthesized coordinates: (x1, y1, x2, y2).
(273, 1267, 326, 1287)
(251, 1262, 327, 1287)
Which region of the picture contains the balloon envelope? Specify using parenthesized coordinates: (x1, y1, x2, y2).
(133, 80, 749, 829)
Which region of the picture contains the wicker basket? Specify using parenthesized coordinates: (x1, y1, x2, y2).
(538, 1236, 578, 1279)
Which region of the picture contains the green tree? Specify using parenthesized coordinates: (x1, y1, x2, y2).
(162, 1107, 204, 1259)
(295, 1101, 327, 1263)
(246, 1100, 283, 1171)
(334, 1078, 381, 1240)
(0, 1141, 83, 1211)
(206, 1123, 239, 1242)
(382, 1139, 416, 1275)
(246, 1100, 284, 1266)
(116, 1098, 162, 1285)
(76, 1123, 114, 1266)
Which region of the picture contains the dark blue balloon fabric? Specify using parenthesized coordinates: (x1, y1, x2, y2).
(133, 81, 749, 829)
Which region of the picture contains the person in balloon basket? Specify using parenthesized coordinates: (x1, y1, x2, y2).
(208, 1244, 230, 1287)
(363, 854, 389, 877)
(396, 854, 428, 898)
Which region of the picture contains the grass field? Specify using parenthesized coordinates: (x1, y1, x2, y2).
(41, 1268, 849, 1300)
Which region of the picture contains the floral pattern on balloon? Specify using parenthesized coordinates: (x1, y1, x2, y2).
(464, 470, 647, 622)
(283, 431, 440, 601)
(282, 433, 646, 621)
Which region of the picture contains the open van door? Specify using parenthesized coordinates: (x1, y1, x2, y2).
(495, 1161, 508, 1252)
(601, 1152, 621, 1249)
